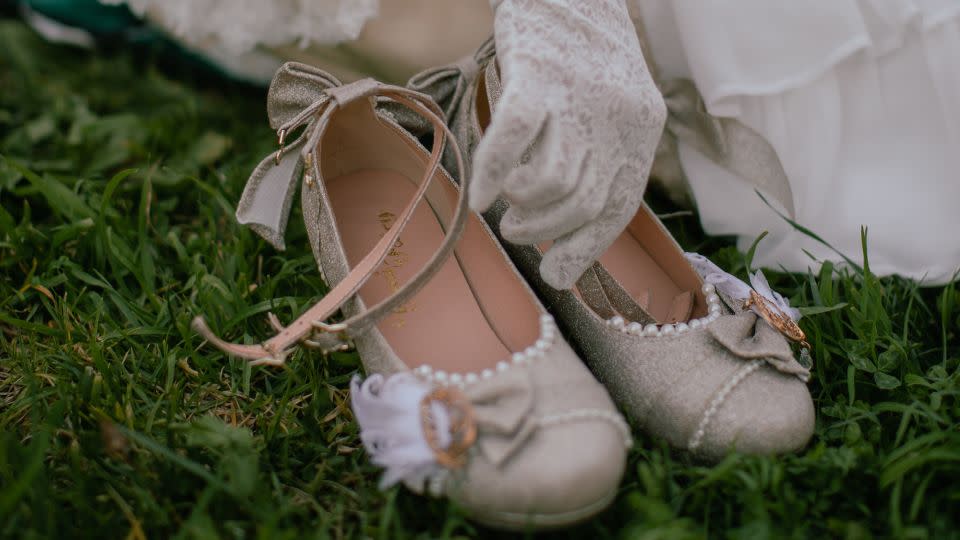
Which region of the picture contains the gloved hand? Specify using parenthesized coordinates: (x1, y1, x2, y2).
(473, 0, 666, 289)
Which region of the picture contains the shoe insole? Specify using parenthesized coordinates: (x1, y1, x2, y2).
(475, 72, 699, 324)
(327, 169, 512, 374)
(595, 209, 700, 323)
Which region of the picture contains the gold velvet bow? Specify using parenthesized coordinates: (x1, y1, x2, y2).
(708, 312, 811, 382)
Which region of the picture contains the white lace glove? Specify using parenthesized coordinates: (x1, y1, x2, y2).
(473, 0, 666, 289)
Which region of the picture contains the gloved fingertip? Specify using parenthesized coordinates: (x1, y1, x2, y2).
(468, 176, 498, 212)
(499, 224, 525, 245)
(539, 253, 582, 291)
(501, 224, 542, 246)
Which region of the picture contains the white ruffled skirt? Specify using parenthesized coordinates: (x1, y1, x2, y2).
(634, 0, 960, 284)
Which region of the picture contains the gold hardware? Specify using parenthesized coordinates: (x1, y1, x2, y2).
(311, 320, 348, 333)
(303, 320, 353, 353)
(743, 290, 810, 350)
(302, 339, 351, 353)
(420, 387, 477, 469)
(275, 128, 287, 165)
(303, 153, 315, 188)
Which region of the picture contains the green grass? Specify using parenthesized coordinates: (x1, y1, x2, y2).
(1, 17, 959, 539)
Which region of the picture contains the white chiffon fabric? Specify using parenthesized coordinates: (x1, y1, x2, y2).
(96, 0, 378, 82)
(634, 0, 960, 284)
(100, 0, 377, 53)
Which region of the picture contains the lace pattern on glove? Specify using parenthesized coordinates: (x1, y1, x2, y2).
(473, 0, 667, 289)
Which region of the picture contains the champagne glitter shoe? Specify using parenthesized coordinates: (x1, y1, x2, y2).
(407, 41, 815, 460)
(192, 63, 631, 530)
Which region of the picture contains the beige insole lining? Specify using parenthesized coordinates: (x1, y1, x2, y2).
(596, 207, 707, 323)
(328, 170, 515, 373)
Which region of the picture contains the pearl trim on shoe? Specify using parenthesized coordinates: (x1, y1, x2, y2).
(604, 283, 722, 337)
(413, 314, 558, 388)
(539, 409, 634, 448)
(686, 358, 765, 451)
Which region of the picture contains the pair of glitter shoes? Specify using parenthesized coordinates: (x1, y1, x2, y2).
(193, 57, 813, 531)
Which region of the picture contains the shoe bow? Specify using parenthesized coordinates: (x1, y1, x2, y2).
(351, 367, 536, 494)
(234, 62, 445, 250)
(687, 253, 812, 381)
(405, 36, 496, 122)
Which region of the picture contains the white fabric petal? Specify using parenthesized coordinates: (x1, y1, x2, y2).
(685, 253, 752, 301)
(685, 253, 801, 322)
(350, 373, 449, 491)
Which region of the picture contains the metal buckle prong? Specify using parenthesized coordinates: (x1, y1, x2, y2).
(275, 128, 287, 165)
(305, 320, 353, 354)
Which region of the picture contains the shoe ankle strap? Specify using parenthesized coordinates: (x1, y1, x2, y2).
(193, 63, 467, 365)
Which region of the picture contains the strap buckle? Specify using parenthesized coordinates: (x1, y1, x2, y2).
(304, 320, 353, 354)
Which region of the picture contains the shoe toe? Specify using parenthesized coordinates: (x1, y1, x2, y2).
(448, 414, 628, 530)
(694, 362, 814, 460)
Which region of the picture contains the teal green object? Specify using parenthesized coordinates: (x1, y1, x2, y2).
(25, 0, 137, 34)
